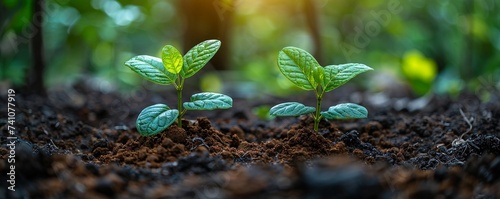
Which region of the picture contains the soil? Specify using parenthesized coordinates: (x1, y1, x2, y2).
(1, 83, 499, 199)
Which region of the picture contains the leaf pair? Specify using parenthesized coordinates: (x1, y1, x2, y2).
(277, 47, 372, 93)
(137, 92, 232, 136)
(269, 102, 368, 119)
(125, 40, 221, 84)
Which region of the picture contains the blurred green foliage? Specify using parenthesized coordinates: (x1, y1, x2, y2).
(1, 0, 179, 91)
(252, 105, 275, 120)
(1, 0, 499, 97)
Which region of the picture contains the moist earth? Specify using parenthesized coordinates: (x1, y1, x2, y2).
(1, 84, 499, 199)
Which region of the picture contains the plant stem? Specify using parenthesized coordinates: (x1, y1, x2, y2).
(314, 94, 322, 131)
(176, 76, 183, 128)
(177, 87, 182, 128)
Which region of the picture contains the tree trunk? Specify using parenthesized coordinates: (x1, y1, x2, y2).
(304, 0, 323, 65)
(179, 0, 233, 70)
(28, 0, 46, 95)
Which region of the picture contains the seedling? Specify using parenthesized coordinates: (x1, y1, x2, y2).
(125, 39, 233, 136)
(270, 47, 373, 131)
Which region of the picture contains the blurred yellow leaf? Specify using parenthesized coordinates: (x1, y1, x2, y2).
(401, 50, 437, 95)
(402, 50, 437, 83)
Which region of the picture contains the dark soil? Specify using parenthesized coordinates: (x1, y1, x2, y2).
(1, 83, 499, 199)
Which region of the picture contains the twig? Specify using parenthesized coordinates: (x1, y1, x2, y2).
(50, 139, 59, 149)
(452, 108, 474, 147)
(190, 137, 210, 151)
(458, 108, 474, 139)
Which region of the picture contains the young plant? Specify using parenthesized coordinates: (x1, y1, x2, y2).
(125, 39, 233, 136)
(270, 47, 373, 132)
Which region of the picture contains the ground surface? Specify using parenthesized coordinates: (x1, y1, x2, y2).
(1, 83, 499, 199)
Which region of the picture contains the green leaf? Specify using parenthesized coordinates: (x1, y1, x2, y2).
(162, 45, 183, 74)
(322, 63, 373, 92)
(278, 47, 322, 90)
(125, 55, 177, 85)
(321, 103, 368, 119)
(269, 102, 316, 116)
(136, 104, 179, 136)
(183, 92, 233, 110)
(181, 40, 221, 78)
